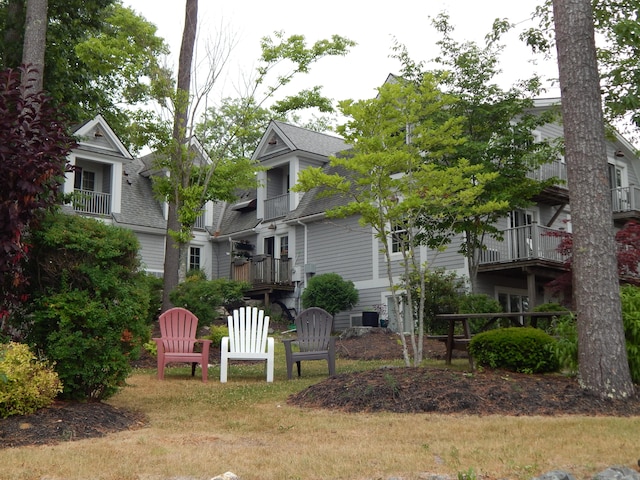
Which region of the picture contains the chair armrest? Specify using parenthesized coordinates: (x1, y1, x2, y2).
(152, 338, 165, 352)
(328, 336, 336, 354)
(282, 338, 297, 354)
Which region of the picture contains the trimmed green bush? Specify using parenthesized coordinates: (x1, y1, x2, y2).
(21, 213, 153, 401)
(469, 327, 559, 373)
(169, 274, 250, 326)
(0, 342, 62, 418)
(301, 273, 358, 315)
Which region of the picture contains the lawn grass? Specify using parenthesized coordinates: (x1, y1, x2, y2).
(1, 341, 638, 480)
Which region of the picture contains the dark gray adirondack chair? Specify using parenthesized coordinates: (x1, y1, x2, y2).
(283, 307, 336, 379)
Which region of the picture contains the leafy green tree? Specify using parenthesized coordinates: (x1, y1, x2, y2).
(296, 74, 504, 366)
(20, 213, 153, 400)
(154, 28, 355, 310)
(524, 0, 640, 134)
(397, 14, 562, 291)
(0, 0, 170, 151)
(0, 67, 75, 332)
(301, 273, 359, 316)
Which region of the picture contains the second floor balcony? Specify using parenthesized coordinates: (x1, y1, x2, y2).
(479, 223, 568, 266)
(72, 189, 111, 216)
(264, 193, 290, 221)
(231, 255, 293, 287)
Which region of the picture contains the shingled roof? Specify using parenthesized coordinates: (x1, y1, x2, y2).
(214, 121, 353, 235)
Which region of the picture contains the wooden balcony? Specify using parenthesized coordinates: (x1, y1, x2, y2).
(479, 223, 568, 269)
(72, 189, 111, 215)
(231, 254, 294, 293)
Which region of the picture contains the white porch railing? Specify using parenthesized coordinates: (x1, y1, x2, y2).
(479, 223, 568, 264)
(194, 210, 205, 229)
(526, 159, 567, 185)
(264, 193, 290, 220)
(72, 189, 111, 215)
(611, 186, 640, 212)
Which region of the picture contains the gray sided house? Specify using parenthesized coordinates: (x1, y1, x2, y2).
(63, 115, 216, 279)
(209, 102, 640, 331)
(64, 104, 640, 332)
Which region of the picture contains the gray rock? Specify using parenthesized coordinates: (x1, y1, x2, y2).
(593, 466, 640, 480)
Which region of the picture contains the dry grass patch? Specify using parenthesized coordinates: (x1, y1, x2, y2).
(0, 347, 638, 480)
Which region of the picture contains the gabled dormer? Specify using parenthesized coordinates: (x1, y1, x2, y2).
(64, 115, 131, 220)
(254, 120, 347, 222)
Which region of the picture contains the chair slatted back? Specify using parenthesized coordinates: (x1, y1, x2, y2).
(296, 307, 333, 352)
(227, 306, 270, 353)
(159, 307, 199, 353)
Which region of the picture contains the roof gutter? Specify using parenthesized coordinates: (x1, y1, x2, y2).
(284, 212, 326, 226)
(210, 227, 258, 242)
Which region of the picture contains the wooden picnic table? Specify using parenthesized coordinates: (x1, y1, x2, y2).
(433, 311, 572, 366)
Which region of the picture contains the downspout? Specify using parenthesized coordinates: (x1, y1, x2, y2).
(296, 220, 308, 312)
(228, 236, 235, 279)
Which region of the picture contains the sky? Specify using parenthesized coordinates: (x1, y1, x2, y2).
(122, 0, 560, 115)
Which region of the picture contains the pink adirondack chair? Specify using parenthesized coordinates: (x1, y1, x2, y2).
(220, 306, 274, 382)
(153, 307, 212, 382)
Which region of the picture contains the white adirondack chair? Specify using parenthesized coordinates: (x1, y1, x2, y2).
(220, 306, 274, 382)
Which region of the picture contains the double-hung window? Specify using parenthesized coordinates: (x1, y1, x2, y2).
(189, 246, 201, 271)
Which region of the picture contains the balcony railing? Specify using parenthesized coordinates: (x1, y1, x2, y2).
(611, 186, 640, 212)
(479, 223, 568, 265)
(231, 255, 292, 286)
(194, 210, 205, 230)
(264, 193, 290, 220)
(526, 159, 567, 185)
(72, 189, 111, 215)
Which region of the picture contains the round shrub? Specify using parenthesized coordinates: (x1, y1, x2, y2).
(469, 327, 559, 373)
(21, 213, 153, 401)
(301, 273, 359, 316)
(207, 325, 229, 348)
(0, 342, 62, 418)
(169, 274, 250, 326)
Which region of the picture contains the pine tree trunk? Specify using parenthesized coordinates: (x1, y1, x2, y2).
(21, 0, 48, 92)
(552, 0, 634, 399)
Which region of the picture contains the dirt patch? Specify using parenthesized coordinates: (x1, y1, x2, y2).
(2, 329, 639, 449)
